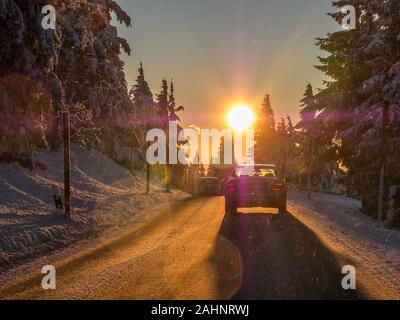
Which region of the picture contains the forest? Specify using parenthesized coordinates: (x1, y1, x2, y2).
(253, 0, 400, 222)
(1, 0, 399, 223)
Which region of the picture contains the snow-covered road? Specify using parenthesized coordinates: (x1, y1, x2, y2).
(2, 192, 399, 299)
(1, 153, 399, 300)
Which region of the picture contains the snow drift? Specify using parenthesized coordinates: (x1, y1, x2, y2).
(0, 145, 186, 272)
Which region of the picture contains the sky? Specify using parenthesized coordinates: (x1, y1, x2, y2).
(114, 0, 341, 129)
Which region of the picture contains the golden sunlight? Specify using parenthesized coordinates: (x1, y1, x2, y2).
(228, 104, 255, 131)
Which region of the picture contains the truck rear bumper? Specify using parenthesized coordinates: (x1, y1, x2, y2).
(228, 192, 286, 208)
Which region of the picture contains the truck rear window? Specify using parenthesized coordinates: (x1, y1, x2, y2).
(235, 166, 276, 177)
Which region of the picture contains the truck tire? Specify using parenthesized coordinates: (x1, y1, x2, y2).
(278, 202, 287, 215)
(225, 199, 237, 215)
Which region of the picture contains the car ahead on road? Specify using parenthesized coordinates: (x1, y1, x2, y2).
(224, 164, 287, 215)
(199, 177, 220, 196)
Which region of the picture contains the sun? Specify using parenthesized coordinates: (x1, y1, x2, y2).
(228, 104, 255, 131)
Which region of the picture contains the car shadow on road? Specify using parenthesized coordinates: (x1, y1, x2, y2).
(212, 210, 365, 300)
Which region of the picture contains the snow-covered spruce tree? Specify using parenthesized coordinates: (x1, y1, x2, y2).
(55, 0, 135, 164)
(274, 115, 300, 181)
(155, 78, 169, 130)
(254, 93, 276, 163)
(378, 0, 400, 195)
(130, 63, 154, 126)
(296, 84, 318, 188)
(167, 80, 185, 187)
(286, 115, 294, 136)
(315, 0, 400, 215)
(129, 62, 155, 155)
(0, 0, 64, 161)
(0, 0, 135, 167)
(168, 80, 184, 122)
(298, 84, 317, 128)
(297, 83, 341, 192)
(0, 75, 53, 163)
(275, 117, 288, 176)
(283, 115, 306, 184)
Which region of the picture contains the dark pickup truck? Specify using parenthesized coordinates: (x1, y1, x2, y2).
(224, 164, 287, 215)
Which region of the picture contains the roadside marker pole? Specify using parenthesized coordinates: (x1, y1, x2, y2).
(166, 120, 170, 193)
(307, 139, 313, 201)
(62, 111, 71, 219)
(146, 112, 155, 194)
(378, 100, 389, 222)
(146, 162, 151, 194)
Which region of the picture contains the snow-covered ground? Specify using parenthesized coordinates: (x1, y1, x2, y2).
(0, 145, 187, 272)
(289, 191, 400, 299)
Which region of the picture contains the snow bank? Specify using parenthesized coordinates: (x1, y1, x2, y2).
(289, 191, 400, 299)
(0, 145, 187, 272)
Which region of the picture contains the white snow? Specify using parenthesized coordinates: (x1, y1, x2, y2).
(289, 191, 400, 299)
(0, 145, 187, 272)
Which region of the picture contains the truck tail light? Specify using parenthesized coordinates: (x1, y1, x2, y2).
(226, 182, 237, 192)
(271, 181, 284, 192)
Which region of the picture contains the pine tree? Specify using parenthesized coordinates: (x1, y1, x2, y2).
(168, 80, 178, 122)
(277, 118, 286, 134)
(156, 78, 169, 129)
(296, 84, 318, 194)
(260, 94, 275, 131)
(284, 115, 302, 183)
(168, 80, 184, 122)
(255, 93, 276, 163)
(298, 84, 317, 128)
(167, 80, 185, 188)
(0, 75, 52, 160)
(276, 118, 288, 176)
(129, 63, 155, 130)
(297, 83, 341, 192)
(286, 116, 295, 136)
(0, 0, 64, 158)
(0, 0, 134, 166)
(314, 0, 400, 215)
(56, 0, 134, 162)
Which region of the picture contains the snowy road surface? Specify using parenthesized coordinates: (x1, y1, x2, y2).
(0, 194, 399, 300)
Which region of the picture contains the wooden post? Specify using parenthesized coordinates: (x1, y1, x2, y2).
(307, 139, 313, 200)
(166, 120, 170, 192)
(282, 144, 288, 180)
(62, 111, 71, 219)
(385, 185, 397, 228)
(130, 146, 135, 169)
(231, 129, 235, 165)
(146, 109, 155, 194)
(146, 162, 151, 194)
(378, 101, 389, 221)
